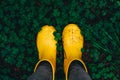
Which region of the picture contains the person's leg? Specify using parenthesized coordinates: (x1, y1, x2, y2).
(28, 25, 57, 80)
(68, 61, 92, 80)
(62, 24, 90, 80)
(28, 61, 52, 80)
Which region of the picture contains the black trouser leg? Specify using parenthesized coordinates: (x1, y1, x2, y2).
(68, 61, 92, 80)
(28, 61, 52, 80)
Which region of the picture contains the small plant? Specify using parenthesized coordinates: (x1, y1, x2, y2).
(0, 0, 119, 80)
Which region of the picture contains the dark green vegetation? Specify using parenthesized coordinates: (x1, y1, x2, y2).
(0, 0, 120, 80)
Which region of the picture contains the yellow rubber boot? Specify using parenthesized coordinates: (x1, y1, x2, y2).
(62, 24, 88, 80)
(34, 25, 57, 80)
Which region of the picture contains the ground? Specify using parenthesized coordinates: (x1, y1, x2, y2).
(0, 0, 120, 80)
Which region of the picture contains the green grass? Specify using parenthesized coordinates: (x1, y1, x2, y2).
(0, 0, 120, 80)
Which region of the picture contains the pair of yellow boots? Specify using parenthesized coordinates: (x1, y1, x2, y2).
(34, 24, 88, 80)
